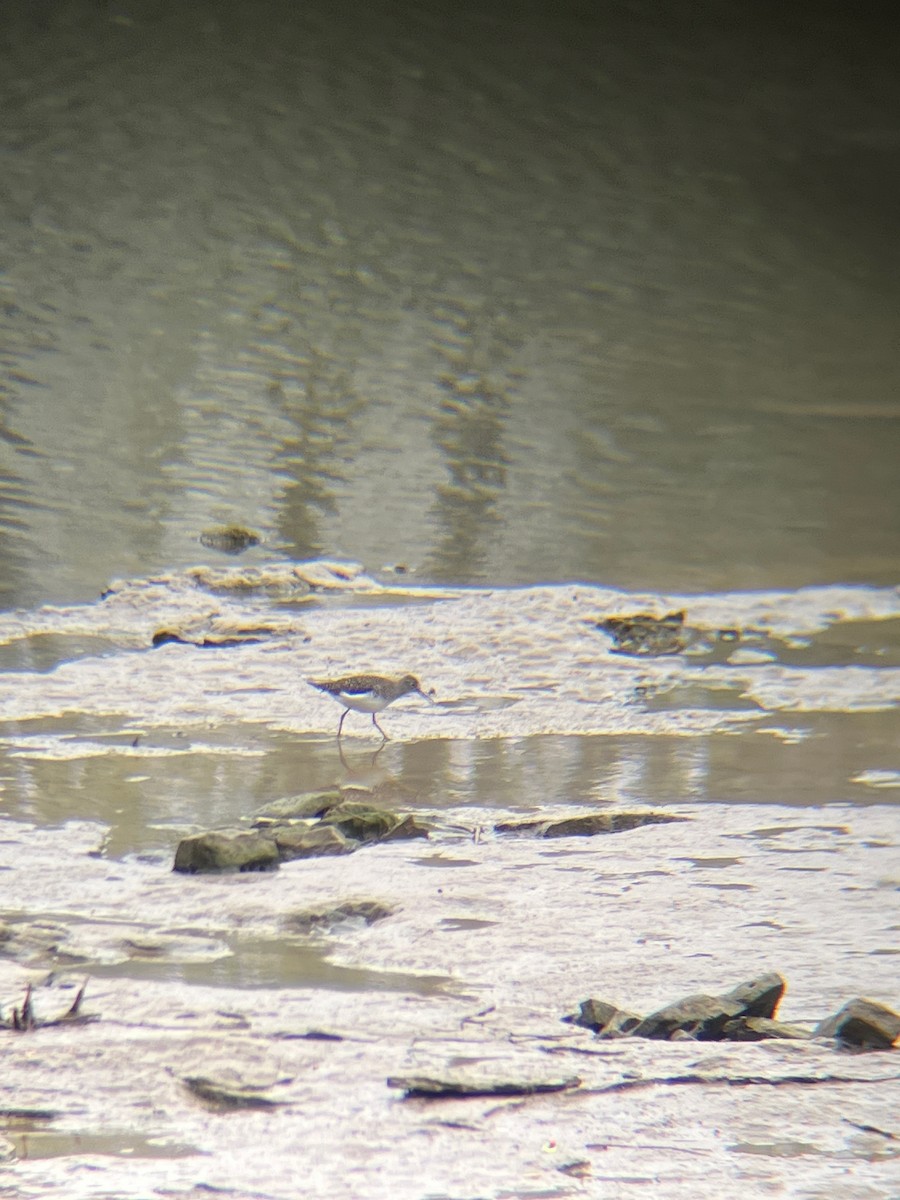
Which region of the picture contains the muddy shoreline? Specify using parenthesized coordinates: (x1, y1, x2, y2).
(1, 568, 898, 1196)
(2, 798, 898, 1198)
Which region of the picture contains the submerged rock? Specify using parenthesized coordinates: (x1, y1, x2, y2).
(814, 998, 900, 1050)
(286, 901, 395, 934)
(198, 526, 261, 554)
(592, 609, 744, 659)
(173, 830, 280, 874)
(595, 610, 688, 656)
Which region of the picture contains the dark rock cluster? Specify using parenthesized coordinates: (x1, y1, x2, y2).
(565, 973, 900, 1051)
(173, 803, 683, 872)
(173, 791, 430, 873)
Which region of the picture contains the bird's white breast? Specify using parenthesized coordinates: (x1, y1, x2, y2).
(337, 691, 389, 713)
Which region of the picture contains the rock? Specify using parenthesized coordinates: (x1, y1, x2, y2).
(722, 1017, 810, 1041)
(173, 830, 279, 874)
(182, 1074, 285, 1109)
(632, 993, 745, 1041)
(814, 998, 900, 1050)
(565, 974, 893, 1048)
(495, 812, 687, 837)
(595, 610, 687, 656)
(543, 812, 684, 838)
(273, 824, 357, 860)
(178, 796, 429, 873)
(720, 972, 786, 1019)
(252, 791, 343, 824)
(563, 998, 641, 1037)
(378, 814, 431, 841)
(319, 802, 403, 843)
(630, 974, 787, 1041)
(198, 526, 261, 554)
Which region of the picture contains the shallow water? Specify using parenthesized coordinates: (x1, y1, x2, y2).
(0, 569, 897, 844)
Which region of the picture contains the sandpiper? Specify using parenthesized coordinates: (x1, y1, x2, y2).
(308, 673, 432, 739)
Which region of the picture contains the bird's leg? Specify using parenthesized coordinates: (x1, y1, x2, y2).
(372, 713, 389, 740)
(337, 709, 348, 737)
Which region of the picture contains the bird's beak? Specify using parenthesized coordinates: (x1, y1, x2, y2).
(418, 687, 437, 704)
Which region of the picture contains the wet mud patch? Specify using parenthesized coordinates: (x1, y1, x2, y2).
(0, 633, 126, 675)
(762, 616, 900, 670)
(5, 1125, 200, 1162)
(87, 935, 451, 995)
(0, 910, 449, 997)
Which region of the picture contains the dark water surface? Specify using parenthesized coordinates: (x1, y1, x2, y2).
(1, 0, 898, 608)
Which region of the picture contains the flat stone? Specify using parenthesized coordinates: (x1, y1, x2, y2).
(173, 830, 279, 874)
(814, 997, 900, 1050)
(721, 1016, 811, 1041)
(495, 812, 687, 838)
(182, 1075, 285, 1109)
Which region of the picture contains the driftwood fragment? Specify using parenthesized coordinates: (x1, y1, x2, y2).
(3, 980, 96, 1032)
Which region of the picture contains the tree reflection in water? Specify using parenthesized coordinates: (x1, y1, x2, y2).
(428, 301, 521, 582)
